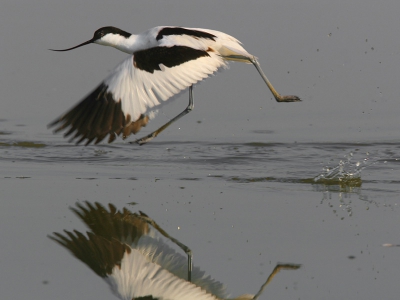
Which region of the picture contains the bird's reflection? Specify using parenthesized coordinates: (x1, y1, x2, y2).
(49, 202, 300, 300)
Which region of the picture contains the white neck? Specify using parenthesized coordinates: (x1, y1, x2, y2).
(95, 34, 139, 54)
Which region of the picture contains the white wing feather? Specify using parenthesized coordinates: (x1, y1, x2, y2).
(135, 233, 229, 299)
(106, 248, 220, 300)
(104, 51, 227, 123)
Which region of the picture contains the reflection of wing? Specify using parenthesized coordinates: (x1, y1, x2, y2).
(109, 247, 219, 300)
(70, 202, 149, 245)
(50, 229, 218, 300)
(50, 202, 228, 299)
(49, 48, 226, 145)
(50, 230, 128, 278)
(135, 233, 228, 298)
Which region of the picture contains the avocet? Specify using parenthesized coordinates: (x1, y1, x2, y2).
(48, 26, 300, 145)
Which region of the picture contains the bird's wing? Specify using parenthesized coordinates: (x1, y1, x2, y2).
(67, 201, 228, 298)
(157, 27, 253, 62)
(136, 234, 229, 299)
(107, 247, 220, 300)
(49, 229, 219, 300)
(49, 46, 227, 145)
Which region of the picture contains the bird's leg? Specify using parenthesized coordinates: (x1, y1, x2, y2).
(250, 57, 301, 103)
(133, 86, 194, 145)
(136, 212, 193, 282)
(252, 263, 301, 300)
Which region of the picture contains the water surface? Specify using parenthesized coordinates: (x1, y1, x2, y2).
(1, 119, 399, 299)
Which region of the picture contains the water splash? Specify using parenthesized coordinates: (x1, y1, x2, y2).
(313, 151, 375, 187)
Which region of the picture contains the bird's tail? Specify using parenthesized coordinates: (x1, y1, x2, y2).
(219, 45, 255, 63)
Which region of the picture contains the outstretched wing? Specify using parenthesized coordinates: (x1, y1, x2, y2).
(107, 246, 220, 300)
(49, 46, 227, 145)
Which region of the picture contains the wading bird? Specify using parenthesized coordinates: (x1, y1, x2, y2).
(49, 202, 300, 300)
(48, 26, 300, 145)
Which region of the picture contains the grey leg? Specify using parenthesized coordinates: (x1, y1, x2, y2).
(250, 57, 301, 103)
(136, 212, 193, 282)
(133, 85, 194, 145)
(252, 263, 301, 300)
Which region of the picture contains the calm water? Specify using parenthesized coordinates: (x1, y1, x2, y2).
(1, 118, 399, 300)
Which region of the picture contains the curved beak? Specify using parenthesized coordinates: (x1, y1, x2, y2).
(49, 38, 95, 52)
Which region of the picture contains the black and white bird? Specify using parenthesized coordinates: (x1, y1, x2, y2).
(49, 26, 300, 145)
(49, 202, 300, 300)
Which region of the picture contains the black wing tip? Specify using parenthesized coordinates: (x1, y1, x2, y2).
(48, 80, 130, 146)
(47, 119, 60, 129)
